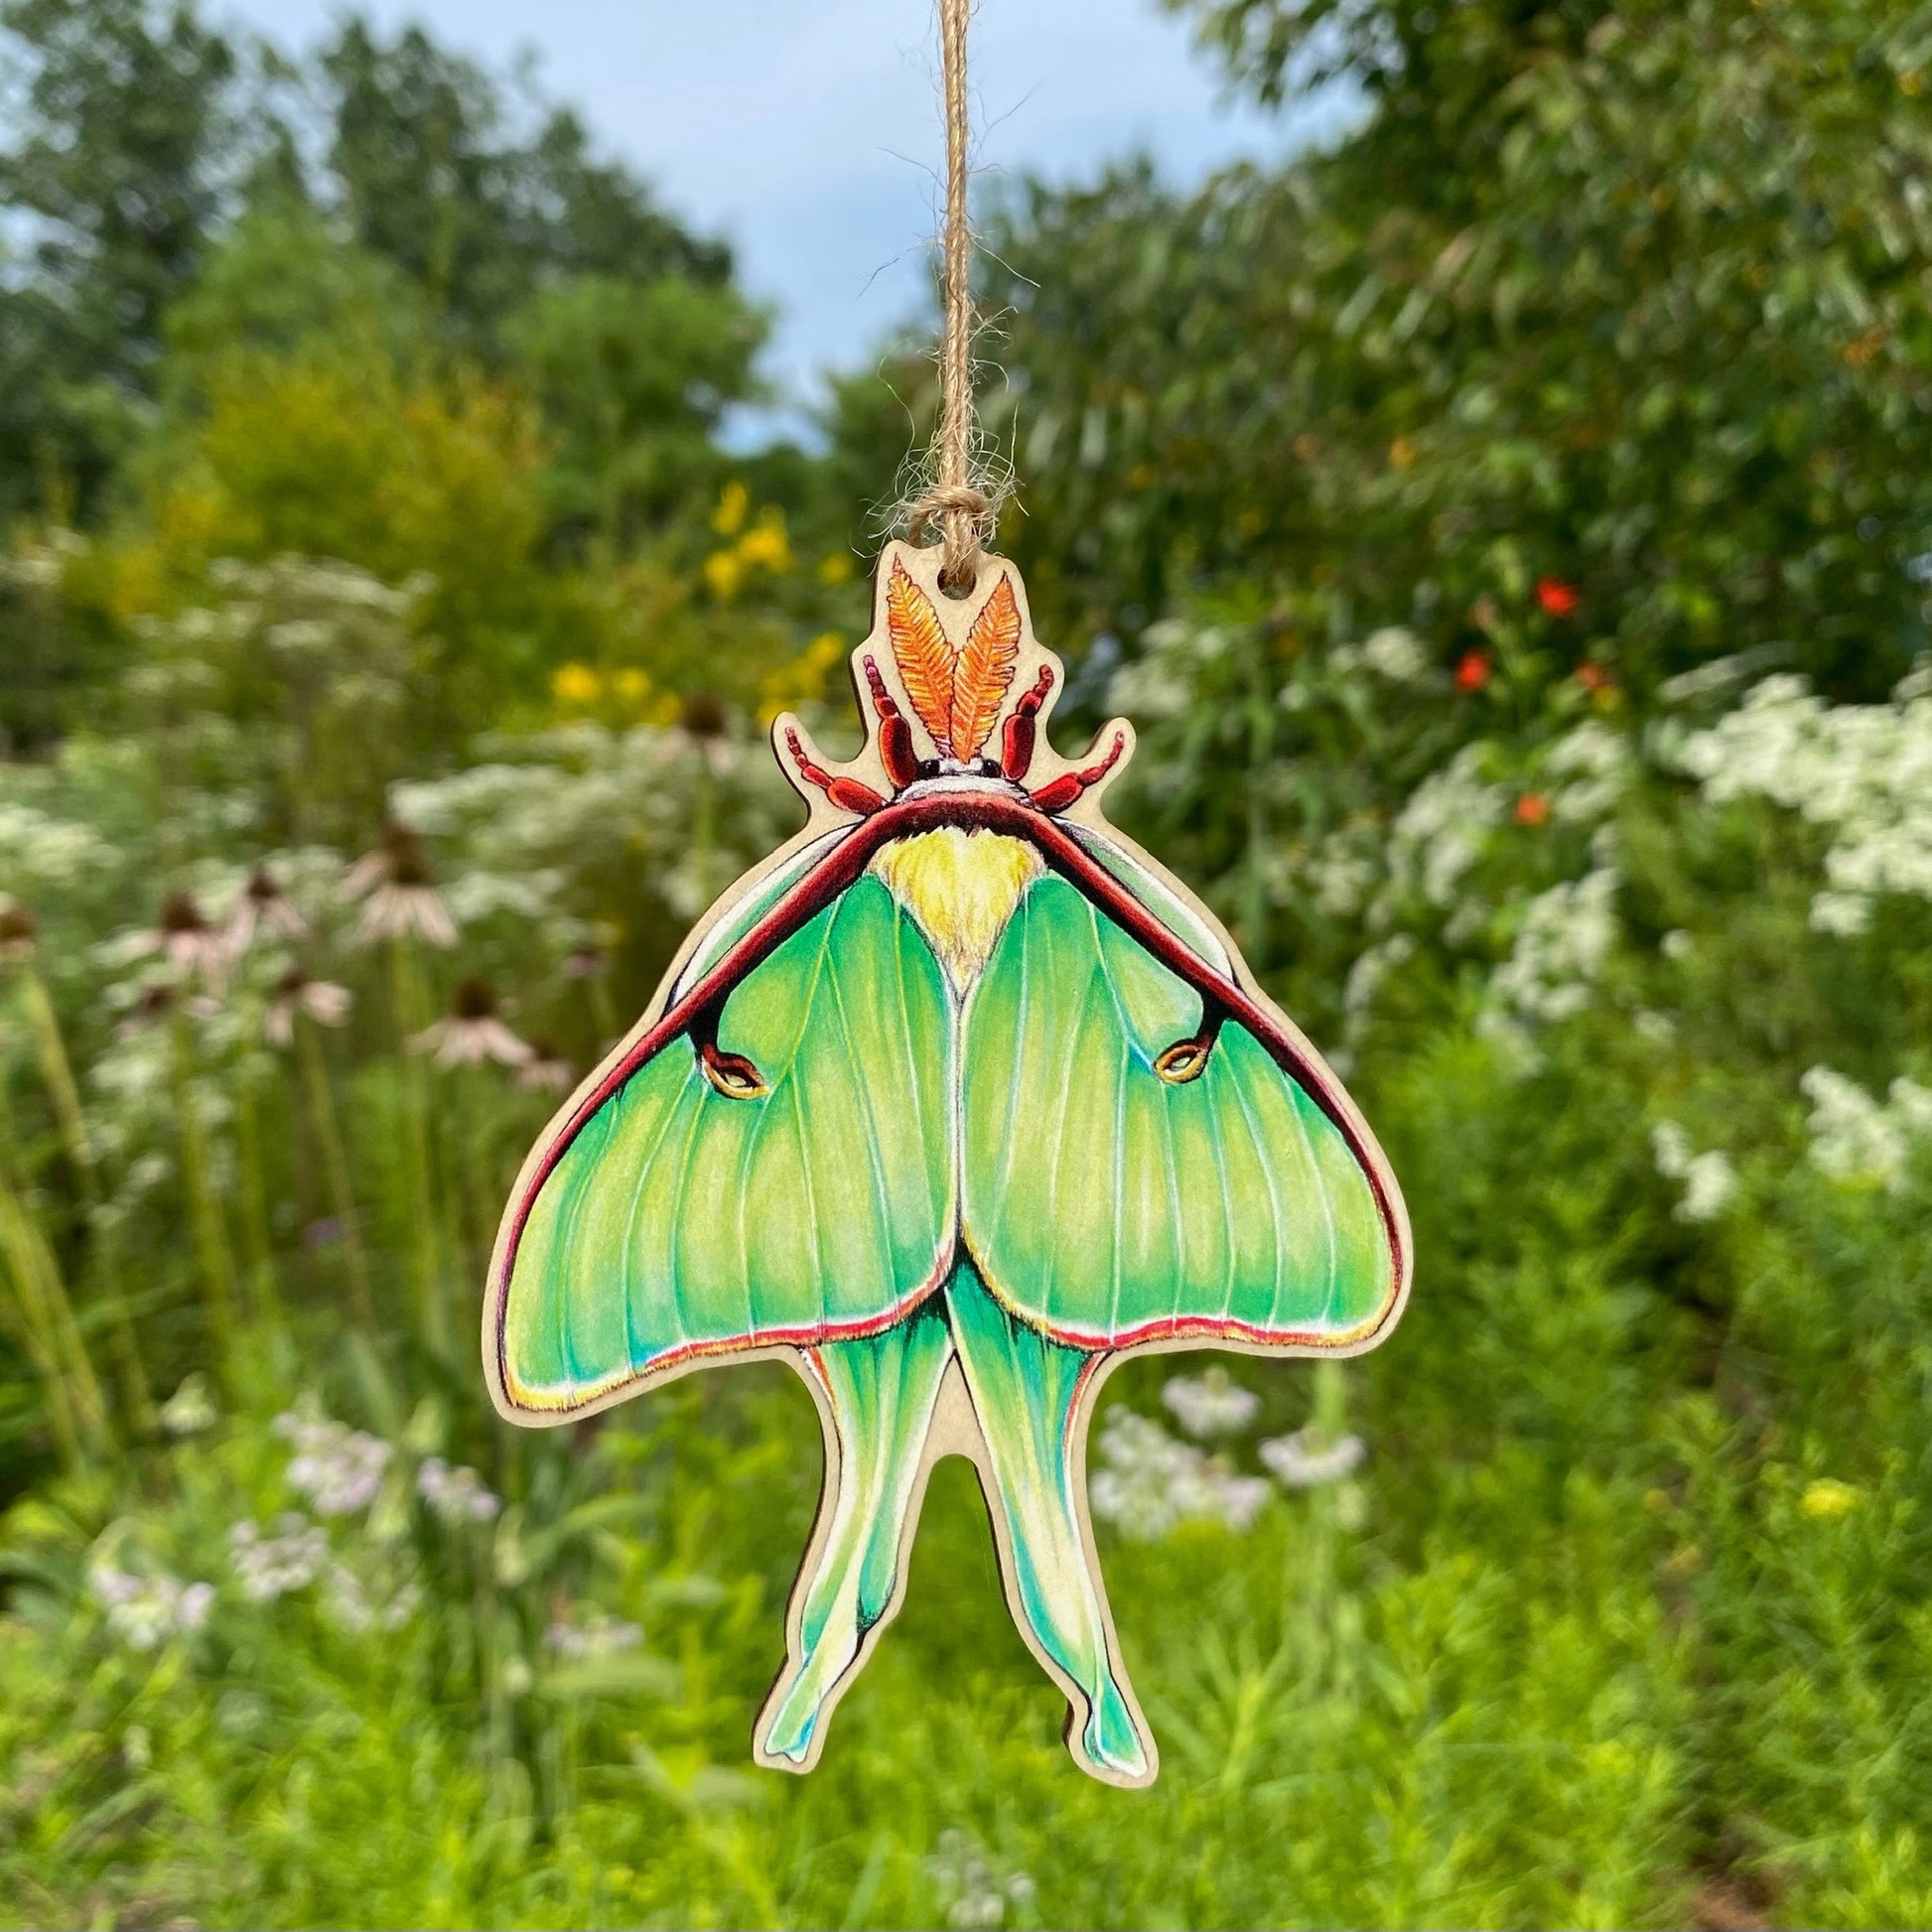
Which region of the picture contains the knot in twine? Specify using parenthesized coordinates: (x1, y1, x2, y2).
(906, 483, 994, 593)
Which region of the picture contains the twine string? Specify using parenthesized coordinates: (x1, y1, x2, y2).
(908, 0, 993, 592)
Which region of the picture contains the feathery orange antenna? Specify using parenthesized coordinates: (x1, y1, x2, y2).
(950, 576, 1021, 759)
(885, 561, 956, 753)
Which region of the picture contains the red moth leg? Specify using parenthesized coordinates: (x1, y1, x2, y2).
(1002, 665, 1054, 780)
(861, 656, 920, 789)
(783, 727, 886, 815)
(1030, 729, 1128, 814)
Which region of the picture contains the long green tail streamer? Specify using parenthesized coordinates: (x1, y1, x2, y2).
(946, 1262, 1151, 1780)
(759, 1304, 954, 1763)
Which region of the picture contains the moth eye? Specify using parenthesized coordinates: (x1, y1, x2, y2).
(1154, 1038, 1211, 1085)
(700, 1043, 769, 1100)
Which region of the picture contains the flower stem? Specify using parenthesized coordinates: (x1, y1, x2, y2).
(296, 1015, 375, 1332)
(170, 1014, 238, 1386)
(231, 1048, 282, 1330)
(389, 938, 445, 1356)
(0, 1156, 111, 1465)
(19, 964, 155, 1435)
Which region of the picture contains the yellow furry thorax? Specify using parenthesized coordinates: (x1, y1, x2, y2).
(870, 829, 1043, 993)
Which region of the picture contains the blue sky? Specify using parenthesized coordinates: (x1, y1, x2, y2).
(222, 1, 1336, 423)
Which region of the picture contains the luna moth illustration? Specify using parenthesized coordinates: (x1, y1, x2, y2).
(485, 542, 1411, 1787)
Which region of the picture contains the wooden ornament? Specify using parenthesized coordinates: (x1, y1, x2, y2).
(484, 543, 1413, 1787)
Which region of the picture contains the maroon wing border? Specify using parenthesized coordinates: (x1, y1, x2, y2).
(493, 793, 1412, 1359)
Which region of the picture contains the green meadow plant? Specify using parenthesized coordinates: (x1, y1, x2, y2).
(1, 537, 1929, 1922)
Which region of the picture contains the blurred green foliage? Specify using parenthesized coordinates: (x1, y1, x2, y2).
(1, 0, 1931, 1926)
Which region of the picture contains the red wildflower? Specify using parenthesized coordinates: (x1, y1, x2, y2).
(1455, 649, 1492, 693)
(1575, 661, 1610, 694)
(1515, 792, 1551, 827)
(1537, 577, 1581, 618)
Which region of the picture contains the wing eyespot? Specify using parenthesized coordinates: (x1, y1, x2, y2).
(1154, 1037, 1211, 1085)
(699, 1040, 769, 1100)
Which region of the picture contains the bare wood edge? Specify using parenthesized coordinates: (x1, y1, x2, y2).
(480, 540, 1415, 1782)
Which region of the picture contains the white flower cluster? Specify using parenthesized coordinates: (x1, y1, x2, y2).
(323, 1566, 420, 1634)
(226, 1507, 417, 1631)
(1257, 1428, 1366, 1489)
(1309, 843, 1380, 920)
(1678, 673, 1932, 934)
(275, 1411, 392, 1515)
(1105, 618, 1221, 722)
(1088, 1412, 1271, 1541)
(159, 1374, 217, 1438)
(1358, 625, 1430, 684)
(1388, 746, 1507, 907)
(391, 722, 785, 932)
(545, 1611, 643, 1659)
(88, 1560, 214, 1651)
(1489, 868, 1619, 1024)
(229, 1514, 329, 1600)
(1483, 873, 1622, 1028)
(417, 1457, 502, 1524)
(0, 801, 114, 891)
(1343, 933, 1416, 1022)
(1801, 1066, 1932, 1191)
(1650, 1123, 1737, 1222)
(925, 1828, 1038, 1932)
(1545, 721, 1630, 823)
(1161, 1369, 1260, 1439)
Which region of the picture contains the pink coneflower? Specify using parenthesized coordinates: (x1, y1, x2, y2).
(265, 965, 353, 1046)
(411, 978, 531, 1068)
(516, 1038, 575, 1093)
(114, 981, 178, 1039)
(0, 902, 38, 963)
(227, 864, 310, 954)
(344, 822, 458, 949)
(679, 690, 737, 776)
(133, 893, 229, 990)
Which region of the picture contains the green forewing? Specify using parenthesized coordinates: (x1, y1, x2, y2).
(959, 874, 1391, 1345)
(502, 875, 954, 1406)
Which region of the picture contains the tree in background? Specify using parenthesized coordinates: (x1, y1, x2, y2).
(0, 3, 826, 751)
(0, 0, 242, 524)
(929, 0, 1932, 705)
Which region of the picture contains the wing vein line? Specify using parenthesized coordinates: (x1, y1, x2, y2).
(1158, 1040, 1186, 1338)
(1039, 949, 1093, 1329)
(1105, 911, 1129, 1341)
(1288, 1085, 1341, 1329)
(661, 1064, 715, 1350)
(790, 913, 840, 1318)
(827, 913, 898, 1301)
(1204, 1053, 1239, 1327)
(989, 887, 1035, 1257)
(1226, 1052, 1289, 1329)
(888, 890, 943, 1249)
(614, 1061, 698, 1365)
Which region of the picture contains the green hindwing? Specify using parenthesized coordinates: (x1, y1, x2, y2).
(958, 871, 1395, 1348)
(500, 874, 955, 1412)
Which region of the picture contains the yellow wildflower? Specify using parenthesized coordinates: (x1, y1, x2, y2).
(712, 481, 750, 537)
(553, 662, 602, 706)
(1800, 1478, 1862, 1520)
(736, 509, 792, 575)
